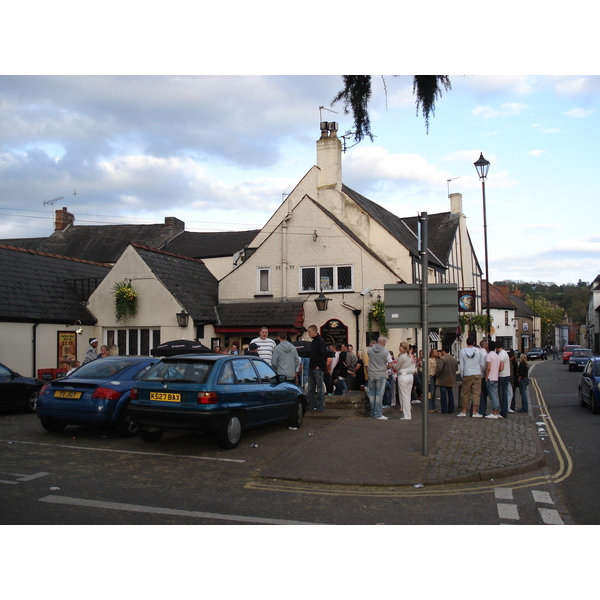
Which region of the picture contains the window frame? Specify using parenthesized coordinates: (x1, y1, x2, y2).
(299, 264, 353, 293)
(256, 267, 271, 295)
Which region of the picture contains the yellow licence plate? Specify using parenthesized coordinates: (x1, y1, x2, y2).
(150, 392, 182, 402)
(54, 390, 82, 399)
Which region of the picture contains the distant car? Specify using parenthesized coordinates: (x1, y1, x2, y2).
(568, 349, 594, 371)
(579, 356, 600, 414)
(0, 362, 44, 413)
(563, 344, 582, 364)
(527, 347, 546, 360)
(37, 356, 157, 436)
(129, 354, 306, 449)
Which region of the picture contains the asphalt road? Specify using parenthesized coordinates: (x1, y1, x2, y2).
(0, 357, 596, 526)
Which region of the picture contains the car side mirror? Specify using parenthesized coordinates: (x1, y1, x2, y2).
(276, 374, 287, 384)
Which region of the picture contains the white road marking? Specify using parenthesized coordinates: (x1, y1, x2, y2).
(532, 490, 554, 504)
(0, 471, 50, 485)
(494, 487, 514, 500)
(538, 508, 564, 525)
(497, 503, 520, 520)
(39, 495, 319, 525)
(1, 439, 244, 463)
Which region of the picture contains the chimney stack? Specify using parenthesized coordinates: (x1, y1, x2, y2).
(55, 207, 74, 231)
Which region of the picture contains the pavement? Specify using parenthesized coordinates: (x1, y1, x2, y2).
(261, 389, 545, 487)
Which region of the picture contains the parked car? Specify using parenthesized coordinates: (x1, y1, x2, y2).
(37, 356, 157, 436)
(129, 354, 306, 449)
(568, 349, 594, 371)
(0, 362, 44, 413)
(579, 356, 600, 414)
(527, 347, 546, 360)
(563, 344, 582, 364)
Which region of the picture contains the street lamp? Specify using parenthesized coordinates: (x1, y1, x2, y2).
(474, 152, 491, 340)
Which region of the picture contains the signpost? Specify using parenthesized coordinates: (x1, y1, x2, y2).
(384, 213, 458, 456)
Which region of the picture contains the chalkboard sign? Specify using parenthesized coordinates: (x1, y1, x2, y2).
(320, 319, 348, 347)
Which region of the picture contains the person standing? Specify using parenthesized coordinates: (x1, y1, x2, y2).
(345, 345, 358, 389)
(229, 342, 239, 355)
(428, 348, 440, 413)
(458, 336, 485, 417)
(437, 347, 458, 414)
(352, 350, 367, 390)
(250, 327, 276, 365)
(271, 331, 300, 383)
(367, 336, 393, 420)
(497, 341, 511, 418)
(517, 354, 530, 412)
(484, 342, 503, 419)
(394, 342, 414, 419)
(83, 338, 99, 365)
(478, 340, 490, 416)
(307, 325, 327, 412)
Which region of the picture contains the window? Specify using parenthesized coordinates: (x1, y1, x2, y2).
(106, 329, 161, 356)
(300, 265, 353, 293)
(232, 358, 259, 383)
(257, 268, 271, 294)
(505, 311, 509, 326)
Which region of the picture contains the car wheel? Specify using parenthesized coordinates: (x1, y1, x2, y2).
(25, 391, 39, 413)
(215, 413, 243, 449)
(591, 394, 600, 415)
(114, 403, 139, 437)
(40, 417, 67, 432)
(139, 429, 164, 443)
(568, 365, 573, 371)
(288, 399, 304, 428)
(579, 388, 587, 407)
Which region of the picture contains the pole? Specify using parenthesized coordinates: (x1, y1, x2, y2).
(419, 212, 429, 456)
(482, 179, 491, 340)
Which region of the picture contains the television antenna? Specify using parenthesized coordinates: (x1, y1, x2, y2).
(447, 177, 460, 197)
(43, 196, 64, 207)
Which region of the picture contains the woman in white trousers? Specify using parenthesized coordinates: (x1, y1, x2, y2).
(394, 342, 414, 419)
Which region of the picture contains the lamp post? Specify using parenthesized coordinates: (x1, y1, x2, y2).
(474, 153, 491, 340)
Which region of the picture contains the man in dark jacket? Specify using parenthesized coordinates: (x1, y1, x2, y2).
(307, 324, 327, 412)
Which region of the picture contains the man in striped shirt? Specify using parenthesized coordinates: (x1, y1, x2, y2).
(250, 327, 276, 365)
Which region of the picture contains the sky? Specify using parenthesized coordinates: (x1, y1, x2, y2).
(1, 7, 598, 291)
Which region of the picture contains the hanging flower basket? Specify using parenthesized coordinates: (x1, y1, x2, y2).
(368, 301, 388, 337)
(113, 281, 138, 323)
(459, 313, 492, 334)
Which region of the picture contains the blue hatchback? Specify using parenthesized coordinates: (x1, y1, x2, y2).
(579, 356, 600, 414)
(37, 356, 157, 436)
(129, 354, 306, 448)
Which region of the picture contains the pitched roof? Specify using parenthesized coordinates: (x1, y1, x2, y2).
(482, 281, 515, 310)
(131, 244, 219, 323)
(401, 212, 460, 266)
(342, 184, 448, 270)
(0, 244, 111, 324)
(4, 223, 181, 264)
(163, 229, 260, 259)
(215, 301, 305, 331)
(508, 294, 535, 318)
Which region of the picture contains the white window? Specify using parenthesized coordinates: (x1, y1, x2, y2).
(106, 329, 161, 356)
(300, 265, 353, 293)
(257, 267, 271, 294)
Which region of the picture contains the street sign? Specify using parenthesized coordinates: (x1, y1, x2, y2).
(384, 283, 459, 329)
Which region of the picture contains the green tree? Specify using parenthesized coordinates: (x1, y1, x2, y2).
(331, 75, 452, 141)
(525, 295, 565, 343)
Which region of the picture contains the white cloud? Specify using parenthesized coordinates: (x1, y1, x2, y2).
(528, 150, 545, 157)
(564, 107, 596, 118)
(472, 103, 528, 118)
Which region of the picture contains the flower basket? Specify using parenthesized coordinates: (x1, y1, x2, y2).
(113, 281, 138, 323)
(368, 301, 388, 337)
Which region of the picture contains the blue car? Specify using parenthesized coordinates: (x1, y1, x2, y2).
(129, 354, 306, 449)
(37, 356, 157, 436)
(579, 356, 600, 414)
(568, 349, 594, 371)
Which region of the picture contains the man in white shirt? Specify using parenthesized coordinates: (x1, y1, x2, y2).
(250, 327, 276, 365)
(497, 341, 511, 419)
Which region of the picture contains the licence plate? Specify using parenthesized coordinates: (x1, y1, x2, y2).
(150, 392, 182, 402)
(54, 390, 82, 399)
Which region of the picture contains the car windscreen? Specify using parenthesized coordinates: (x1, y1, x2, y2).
(67, 358, 136, 379)
(141, 360, 214, 384)
(573, 350, 593, 357)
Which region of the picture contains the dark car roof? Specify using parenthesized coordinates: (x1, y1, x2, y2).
(160, 354, 259, 363)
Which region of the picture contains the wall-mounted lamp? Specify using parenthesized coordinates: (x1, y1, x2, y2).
(176, 310, 190, 328)
(67, 320, 83, 334)
(314, 292, 331, 312)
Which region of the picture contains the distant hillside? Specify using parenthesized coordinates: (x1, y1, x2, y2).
(494, 280, 589, 324)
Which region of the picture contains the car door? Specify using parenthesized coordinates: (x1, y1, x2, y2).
(252, 358, 293, 421)
(0, 364, 19, 408)
(230, 358, 269, 427)
(580, 360, 593, 402)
